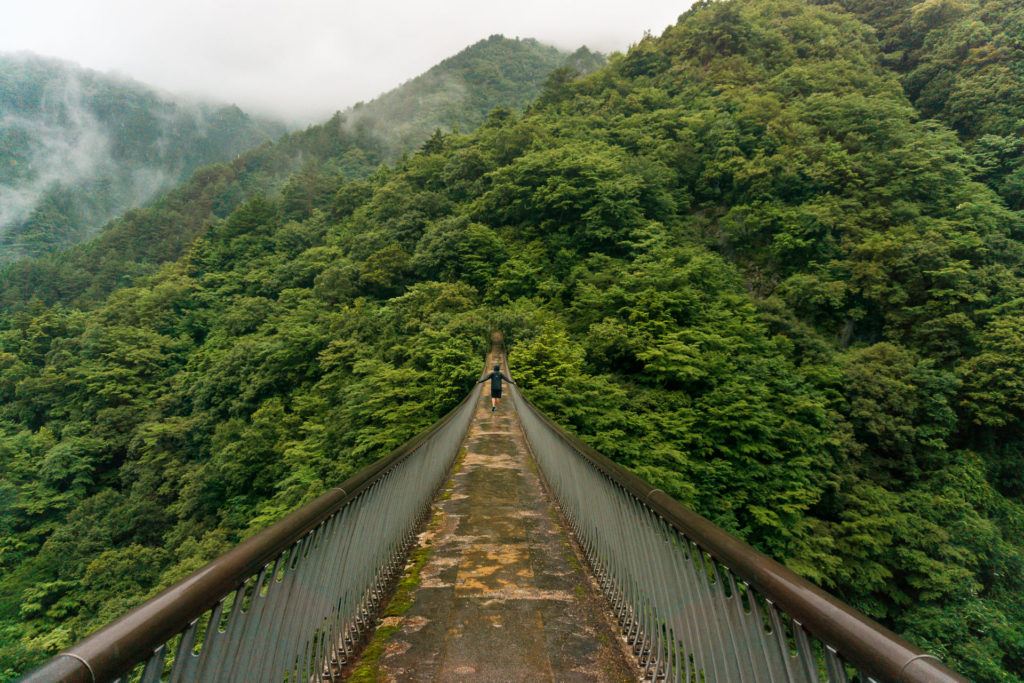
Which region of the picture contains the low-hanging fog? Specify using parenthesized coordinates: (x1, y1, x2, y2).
(0, 53, 282, 259)
(1, 0, 691, 126)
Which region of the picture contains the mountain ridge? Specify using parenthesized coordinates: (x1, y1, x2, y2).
(343, 35, 604, 158)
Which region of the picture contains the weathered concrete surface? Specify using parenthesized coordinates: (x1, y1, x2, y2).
(363, 362, 637, 682)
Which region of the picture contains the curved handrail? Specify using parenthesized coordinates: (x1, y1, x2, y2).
(22, 371, 483, 683)
(508, 381, 966, 683)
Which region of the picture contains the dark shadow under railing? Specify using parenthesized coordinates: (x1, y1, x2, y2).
(507, 374, 966, 683)
(22, 367, 483, 683)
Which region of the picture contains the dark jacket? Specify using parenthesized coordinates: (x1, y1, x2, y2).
(479, 369, 513, 394)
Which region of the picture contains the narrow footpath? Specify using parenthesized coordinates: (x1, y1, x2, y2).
(353, 355, 636, 682)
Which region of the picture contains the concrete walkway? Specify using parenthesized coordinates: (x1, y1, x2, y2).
(358, 362, 637, 682)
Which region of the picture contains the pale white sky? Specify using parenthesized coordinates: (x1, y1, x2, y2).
(0, 1, 692, 125)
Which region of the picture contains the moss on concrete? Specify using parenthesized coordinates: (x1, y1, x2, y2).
(383, 541, 434, 617)
(346, 507, 443, 680)
(347, 623, 400, 683)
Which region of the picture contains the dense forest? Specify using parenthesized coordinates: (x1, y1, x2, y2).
(0, 54, 285, 262)
(812, 0, 1024, 210)
(1, 0, 1023, 680)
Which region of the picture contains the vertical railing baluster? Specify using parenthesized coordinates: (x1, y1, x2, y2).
(168, 620, 200, 683)
(824, 645, 849, 683)
(139, 644, 166, 683)
(793, 623, 821, 683)
(192, 598, 225, 681)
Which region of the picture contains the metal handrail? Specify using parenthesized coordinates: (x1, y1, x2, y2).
(22, 370, 483, 683)
(509, 381, 966, 683)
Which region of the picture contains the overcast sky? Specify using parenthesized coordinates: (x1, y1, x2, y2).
(1, 1, 692, 125)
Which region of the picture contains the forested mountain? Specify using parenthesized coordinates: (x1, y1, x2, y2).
(1, 1, 1023, 681)
(346, 36, 603, 158)
(812, 0, 1024, 210)
(0, 54, 285, 262)
(0, 37, 601, 310)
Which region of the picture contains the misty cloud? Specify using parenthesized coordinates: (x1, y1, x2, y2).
(0, 71, 113, 231)
(0, 54, 278, 258)
(0, 0, 692, 124)
(0, 62, 195, 248)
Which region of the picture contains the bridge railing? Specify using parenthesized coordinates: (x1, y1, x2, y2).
(23, 343, 969, 683)
(23, 379, 479, 683)
(510, 383, 966, 683)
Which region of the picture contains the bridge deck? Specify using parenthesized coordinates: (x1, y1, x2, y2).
(349, 362, 636, 682)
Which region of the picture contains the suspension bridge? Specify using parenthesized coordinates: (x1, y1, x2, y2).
(23, 342, 965, 682)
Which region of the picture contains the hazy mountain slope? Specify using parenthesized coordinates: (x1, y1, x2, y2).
(347, 36, 603, 157)
(0, 54, 286, 261)
(811, 0, 1024, 209)
(0, 37, 601, 310)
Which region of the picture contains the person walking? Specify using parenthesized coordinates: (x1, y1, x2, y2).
(478, 363, 514, 411)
